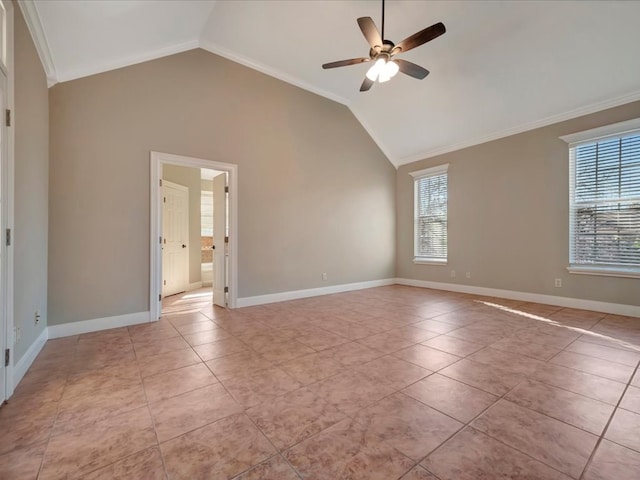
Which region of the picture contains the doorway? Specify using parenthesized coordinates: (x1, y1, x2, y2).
(150, 152, 238, 320)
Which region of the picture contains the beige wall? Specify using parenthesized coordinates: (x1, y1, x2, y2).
(14, 4, 49, 360)
(48, 49, 396, 325)
(397, 101, 640, 307)
(162, 164, 201, 285)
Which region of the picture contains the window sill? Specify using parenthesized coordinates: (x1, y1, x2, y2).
(413, 258, 447, 265)
(567, 265, 640, 279)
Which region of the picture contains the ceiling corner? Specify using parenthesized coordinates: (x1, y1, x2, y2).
(17, 0, 58, 86)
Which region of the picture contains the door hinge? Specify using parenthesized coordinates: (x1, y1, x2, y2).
(159, 294, 162, 301)
(225, 186, 229, 193)
(5, 109, 10, 127)
(163, 280, 166, 286)
(159, 179, 163, 187)
(4, 348, 9, 367)
(159, 236, 162, 244)
(224, 236, 229, 244)
(5, 228, 10, 246)
(224, 286, 229, 293)
(163, 196, 166, 203)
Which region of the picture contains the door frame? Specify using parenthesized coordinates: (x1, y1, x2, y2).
(150, 151, 238, 320)
(1, 0, 14, 401)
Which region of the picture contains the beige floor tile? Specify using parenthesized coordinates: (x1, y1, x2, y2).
(81, 447, 166, 480)
(393, 344, 461, 371)
(582, 440, 640, 480)
(605, 408, 640, 452)
(219, 366, 302, 408)
(423, 427, 571, 480)
(246, 387, 345, 450)
(133, 336, 191, 359)
(192, 337, 248, 361)
(161, 414, 275, 480)
(400, 466, 439, 480)
(620, 385, 640, 414)
(182, 327, 233, 346)
(143, 363, 217, 403)
(0, 442, 47, 480)
(150, 383, 242, 442)
(471, 400, 598, 478)
(205, 350, 273, 380)
(284, 418, 414, 480)
(279, 352, 343, 385)
(137, 347, 202, 378)
(439, 358, 524, 396)
(232, 455, 299, 480)
(420, 335, 484, 357)
(39, 407, 156, 480)
(352, 393, 463, 460)
(528, 362, 627, 405)
(505, 379, 614, 435)
(403, 374, 498, 423)
(550, 351, 635, 383)
(565, 340, 640, 367)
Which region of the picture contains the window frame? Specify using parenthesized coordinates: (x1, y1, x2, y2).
(410, 163, 449, 265)
(560, 118, 640, 279)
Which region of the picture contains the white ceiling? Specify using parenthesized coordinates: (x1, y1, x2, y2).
(23, 0, 640, 167)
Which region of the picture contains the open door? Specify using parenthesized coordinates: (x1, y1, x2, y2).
(212, 173, 227, 307)
(162, 181, 189, 297)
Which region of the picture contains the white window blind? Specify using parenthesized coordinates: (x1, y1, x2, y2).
(201, 191, 213, 237)
(411, 164, 448, 263)
(569, 130, 640, 274)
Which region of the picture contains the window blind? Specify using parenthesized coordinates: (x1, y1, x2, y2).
(414, 168, 448, 261)
(570, 132, 640, 268)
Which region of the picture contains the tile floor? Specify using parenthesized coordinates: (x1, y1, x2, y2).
(1, 285, 640, 479)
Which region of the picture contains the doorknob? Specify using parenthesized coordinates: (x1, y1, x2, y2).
(182, 244, 186, 248)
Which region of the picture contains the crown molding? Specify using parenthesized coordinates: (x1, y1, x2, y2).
(17, 0, 57, 86)
(395, 89, 640, 167)
(55, 39, 199, 84)
(199, 39, 350, 107)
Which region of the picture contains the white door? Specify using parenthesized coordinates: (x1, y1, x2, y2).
(213, 173, 228, 307)
(162, 181, 189, 297)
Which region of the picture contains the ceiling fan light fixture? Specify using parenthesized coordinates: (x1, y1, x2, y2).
(366, 57, 386, 81)
(384, 59, 399, 78)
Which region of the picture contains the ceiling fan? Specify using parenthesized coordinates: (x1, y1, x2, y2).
(322, 0, 446, 92)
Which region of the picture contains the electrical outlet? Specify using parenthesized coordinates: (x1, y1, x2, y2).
(466, 272, 471, 278)
(35, 310, 41, 325)
(555, 278, 562, 287)
(321, 272, 328, 281)
(450, 270, 456, 278)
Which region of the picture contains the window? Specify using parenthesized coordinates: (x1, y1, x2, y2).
(561, 119, 640, 278)
(201, 190, 213, 237)
(410, 164, 449, 264)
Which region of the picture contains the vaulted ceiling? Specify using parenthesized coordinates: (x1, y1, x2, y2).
(21, 0, 640, 166)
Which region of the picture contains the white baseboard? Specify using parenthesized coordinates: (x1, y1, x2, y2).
(395, 278, 640, 318)
(48, 311, 152, 339)
(13, 327, 48, 389)
(188, 282, 203, 291)
(236, 278, 397, 308)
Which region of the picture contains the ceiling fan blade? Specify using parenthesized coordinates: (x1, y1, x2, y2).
(360, 77, 374, 92)
(393, 22, 446, 54)
(322, 58, 371, 69)
(395, 59, 430, 79)
(357, 17, 383, 49)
